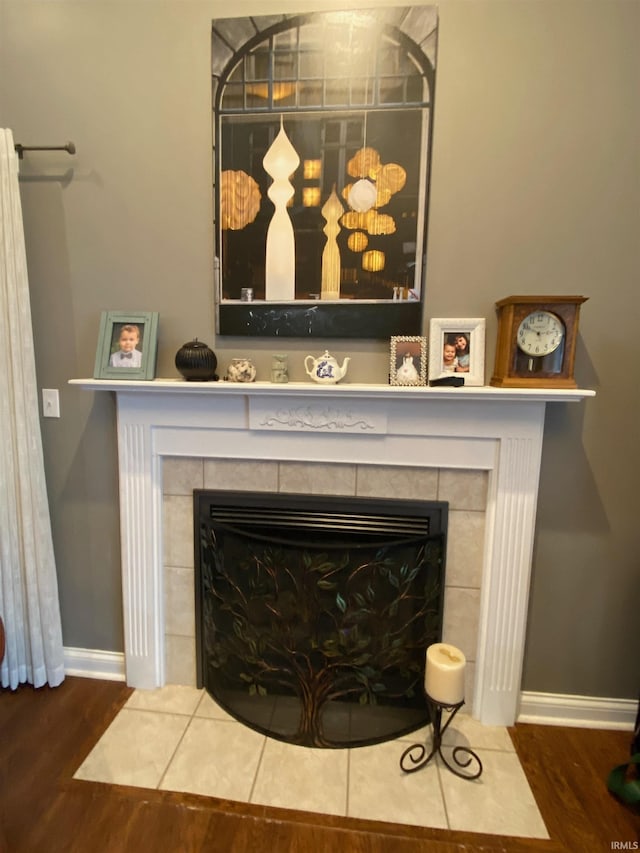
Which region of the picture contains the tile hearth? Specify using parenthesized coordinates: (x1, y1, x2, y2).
(74, 685, 549, 839)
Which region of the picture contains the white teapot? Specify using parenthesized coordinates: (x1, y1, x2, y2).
(304, 350, 350, 385)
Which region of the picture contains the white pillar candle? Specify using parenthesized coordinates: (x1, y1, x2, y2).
(424, 643, 466, 706)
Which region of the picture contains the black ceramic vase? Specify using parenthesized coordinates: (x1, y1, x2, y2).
(175, 339, 218, 381)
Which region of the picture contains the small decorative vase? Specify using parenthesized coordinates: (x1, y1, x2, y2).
(175, 339, 218, 381)
(271, 354, 289, 383)
(226, 357, 257, 383)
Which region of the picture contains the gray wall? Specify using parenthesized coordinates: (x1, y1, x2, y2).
(1, 0, 638, 699)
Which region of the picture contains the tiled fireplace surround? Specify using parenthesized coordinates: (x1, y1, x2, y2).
(74, 379, 592, 727)
(162, 455, 487, 708)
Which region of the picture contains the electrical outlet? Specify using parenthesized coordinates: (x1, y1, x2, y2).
(42, 388, 60, 418)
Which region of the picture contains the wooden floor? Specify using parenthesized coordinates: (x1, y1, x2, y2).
(0, 677, 637, 852)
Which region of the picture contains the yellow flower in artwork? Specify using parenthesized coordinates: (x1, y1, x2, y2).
(362, 249, 385, 272)
(347, 146, 381, 179)
(347, 231, 368, 252)
(366, 210, 396, 236)
(344, 149, 406, 216)
(378, 163, 406, 194)
(220, 170, 261, 230)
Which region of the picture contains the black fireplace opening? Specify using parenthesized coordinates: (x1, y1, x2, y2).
(194, 490, 448, 748)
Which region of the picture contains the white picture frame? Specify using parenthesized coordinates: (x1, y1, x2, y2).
(428, 318, 486, 386)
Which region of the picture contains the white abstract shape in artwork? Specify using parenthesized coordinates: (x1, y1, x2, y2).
(321, 185, 344, 300)
(348, 178, 378, 213)
(262, 120, 300, 301)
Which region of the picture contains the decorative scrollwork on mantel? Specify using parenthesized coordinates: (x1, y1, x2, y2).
(256, 405, 382, 433)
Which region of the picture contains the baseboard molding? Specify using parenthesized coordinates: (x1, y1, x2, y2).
(64, 647, 126, 682)
(61, 649, 638, 730)
(518, 690, 637, 730)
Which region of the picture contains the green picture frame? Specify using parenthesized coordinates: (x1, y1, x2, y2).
(93, 311, 159, 380)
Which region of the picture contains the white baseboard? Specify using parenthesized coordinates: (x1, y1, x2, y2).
(61, 649, 638, 731)
(64, 646, 126, 682)
(518, 690, 637, 730)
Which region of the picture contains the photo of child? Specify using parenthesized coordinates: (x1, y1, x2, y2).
(94, 311, 158, 381)
(453, 333, 470, 373)
(428, 319, 485, 387)
(442, 341, 458, 372)
(440, 333, 470, 375)
(110, 323, 143, 368)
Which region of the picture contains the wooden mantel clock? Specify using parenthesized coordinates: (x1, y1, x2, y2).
(490, 295, 588, 388)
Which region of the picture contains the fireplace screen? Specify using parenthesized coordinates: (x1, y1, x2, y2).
(195, 491, 447, 748)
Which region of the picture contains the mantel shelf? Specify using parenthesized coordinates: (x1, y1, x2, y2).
(69, 378, 595, 404)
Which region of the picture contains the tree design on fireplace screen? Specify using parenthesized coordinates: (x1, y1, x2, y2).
(195, 491, 447, 748)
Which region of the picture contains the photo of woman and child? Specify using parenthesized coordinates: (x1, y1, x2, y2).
(441, 333, 470, 375)
(110, 323, 143, 368)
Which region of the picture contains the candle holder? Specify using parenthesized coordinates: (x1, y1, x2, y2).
(399, 694, 483, 780)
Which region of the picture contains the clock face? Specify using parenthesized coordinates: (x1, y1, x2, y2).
(516, 311, 564, 357)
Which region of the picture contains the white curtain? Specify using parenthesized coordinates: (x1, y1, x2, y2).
(0, 128, 65, 689)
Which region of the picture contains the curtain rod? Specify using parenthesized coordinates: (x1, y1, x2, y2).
(14, 142, 76, 159)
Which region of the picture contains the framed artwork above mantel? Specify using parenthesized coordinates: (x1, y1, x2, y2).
(212, 6, 438, 338)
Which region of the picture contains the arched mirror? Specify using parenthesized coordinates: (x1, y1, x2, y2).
(212, 7, 438, 338)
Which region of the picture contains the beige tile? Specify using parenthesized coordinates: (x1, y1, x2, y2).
(356, 465, 438, 501)
(349, 739, 448, 829)
(204, 459, 279, 492)
(163, 457, 204, 496)
(195, 690, 236, 722)
(164, 566, 195, 637)
(442, 587, 480, 662)
(438, 469, 488, 511)
(194, 687, 278, 728)
(267, 694, 302, 735)
(394, 706, 498, 753)
(395, 723, 431, 744)
(440, 750, 549, 838)
(125, 685, 202, 716)
(278, 461, 356, 496)
(463, 661, 476, 711)
(160, 717, 265, 800)
(163, 495, 193, 568)
(74, 703, 547, 839)
(73, 708, 189, 788)
(441, 712, 515, 752)
(445, 510, 485, 588)
(251, 737, 348, 816)
(165, 634, 196, 686)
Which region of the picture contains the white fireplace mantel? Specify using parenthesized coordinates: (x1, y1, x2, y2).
(70, 378, 594, 726)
